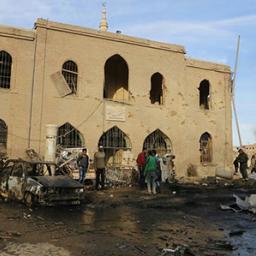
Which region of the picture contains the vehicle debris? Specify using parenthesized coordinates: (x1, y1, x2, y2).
(0, 159, 84, 206)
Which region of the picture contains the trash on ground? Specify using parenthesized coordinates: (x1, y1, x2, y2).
(220, 194, 256, 214)
(161, 245, 196, 256)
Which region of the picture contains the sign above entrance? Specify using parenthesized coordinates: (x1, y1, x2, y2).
(105, 104, 126, 122)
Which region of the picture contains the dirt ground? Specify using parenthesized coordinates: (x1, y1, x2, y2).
(0, 182, 256, 256)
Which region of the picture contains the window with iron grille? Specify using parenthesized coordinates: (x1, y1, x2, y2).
(57, 123, 83, 148)
(200, 132, 212, 163)
(0, 119, 7, 149)
(143, 129, 171, 156)
(0, 51, 12, 89)
(62, 61, 78, 94)
(98, 126, 131, 149)
(98, 126, 131, 167)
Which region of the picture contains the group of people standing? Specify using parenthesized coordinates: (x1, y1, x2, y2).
(137, 149, 162, 194)
(77, 145, 106, 190)
(77, 145, 165, 194)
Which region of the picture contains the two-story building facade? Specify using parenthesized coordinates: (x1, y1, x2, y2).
(0, 19, 233, 177)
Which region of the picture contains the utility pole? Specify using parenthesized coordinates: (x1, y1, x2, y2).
(232, 35, 243, 148)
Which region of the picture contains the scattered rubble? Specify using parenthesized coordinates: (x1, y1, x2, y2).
(220, 194, 256, 214)
(161, 245, 196, 256)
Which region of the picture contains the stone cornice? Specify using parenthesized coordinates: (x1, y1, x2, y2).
(35, 19, 185, 54)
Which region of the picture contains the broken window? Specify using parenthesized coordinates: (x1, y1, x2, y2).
(0, 51, 12, 89)
(0, 119, 7, 153)
(103, 54, 129, 101)
(98, 126, 132, 166)
(199, 132, 212, 163)
(62, 61, 78, 94)
(143, 129, 172, 156)
(51, 71, 72, 97)
(199, 80, 210, 109)
(57, 123, 83, 148)
(150, 73, 164, 104)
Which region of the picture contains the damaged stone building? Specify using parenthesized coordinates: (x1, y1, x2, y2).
(0, 17, 233, 177)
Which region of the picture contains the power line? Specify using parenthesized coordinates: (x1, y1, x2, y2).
(7, 101, 103, 142)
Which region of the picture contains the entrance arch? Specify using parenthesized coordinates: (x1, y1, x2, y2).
(143, 129, 172, 156)
(98, 126, 132, 166)
(57, 122, 84, 148)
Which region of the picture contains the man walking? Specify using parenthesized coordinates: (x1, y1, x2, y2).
(77, 148, 89, 184)
(234, 148, 249, 180)
(94, 145, 106, 190)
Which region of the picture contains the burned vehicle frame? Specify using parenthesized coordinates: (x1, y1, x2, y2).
(0, 159, 84, 206)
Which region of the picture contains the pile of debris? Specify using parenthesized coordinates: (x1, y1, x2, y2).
(105, 167, 138, 187)
(221, 194, 256, 214)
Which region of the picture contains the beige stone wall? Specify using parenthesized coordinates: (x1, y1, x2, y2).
(183, 60, 233, 176)
(0, 26, 35, 157)
(0, 19, 233, 177)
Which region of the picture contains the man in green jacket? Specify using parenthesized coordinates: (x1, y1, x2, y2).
(144, 150, 157, 194)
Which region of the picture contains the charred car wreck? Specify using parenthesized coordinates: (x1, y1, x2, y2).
(0, 159, 84, 206)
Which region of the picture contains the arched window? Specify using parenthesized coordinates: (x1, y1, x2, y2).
(0, 51, 12, 89)
(98, 126, 131, 166)
(199, 80, 210, 109)
(62, 61, 78, 94)
(57, 123, 83, 148)
(103, 54, 129, 101)
(143, 129, 172, 156)
(150, 72, 164, 105)
(0, 119, 8, 154)
(199, 132, 212, 163)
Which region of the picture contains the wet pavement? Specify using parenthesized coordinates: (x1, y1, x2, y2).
(0, 184, 256, 255)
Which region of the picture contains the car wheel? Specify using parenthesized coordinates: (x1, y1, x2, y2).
(24, 192, 33, 208)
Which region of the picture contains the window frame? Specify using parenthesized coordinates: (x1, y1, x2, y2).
(61, 60, 78, 95)
(0, 50, 12, 89)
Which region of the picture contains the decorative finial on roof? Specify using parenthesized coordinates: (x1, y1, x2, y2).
(99, 1, 108, 32)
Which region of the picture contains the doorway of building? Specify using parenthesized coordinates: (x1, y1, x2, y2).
(98, 126, 132, 167)
(143, 129, 172, 156)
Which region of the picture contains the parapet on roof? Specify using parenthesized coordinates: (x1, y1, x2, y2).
(34, 19, 185, 54)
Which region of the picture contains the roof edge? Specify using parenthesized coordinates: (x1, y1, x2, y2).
(35, 18, 186, 54)
(0, 24, 35, 41)
(186, 58, 231, 73)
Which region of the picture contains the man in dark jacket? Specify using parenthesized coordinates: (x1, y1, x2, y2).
(234, 148, 249, 180)
(77, 148, 89, 184)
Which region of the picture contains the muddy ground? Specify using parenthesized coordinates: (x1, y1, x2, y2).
(0, 183, 256, 256)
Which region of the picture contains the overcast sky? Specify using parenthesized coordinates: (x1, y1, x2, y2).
(0, 0, 255, 146)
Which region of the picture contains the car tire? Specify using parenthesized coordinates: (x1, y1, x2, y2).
(24, 192, 34, 208)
